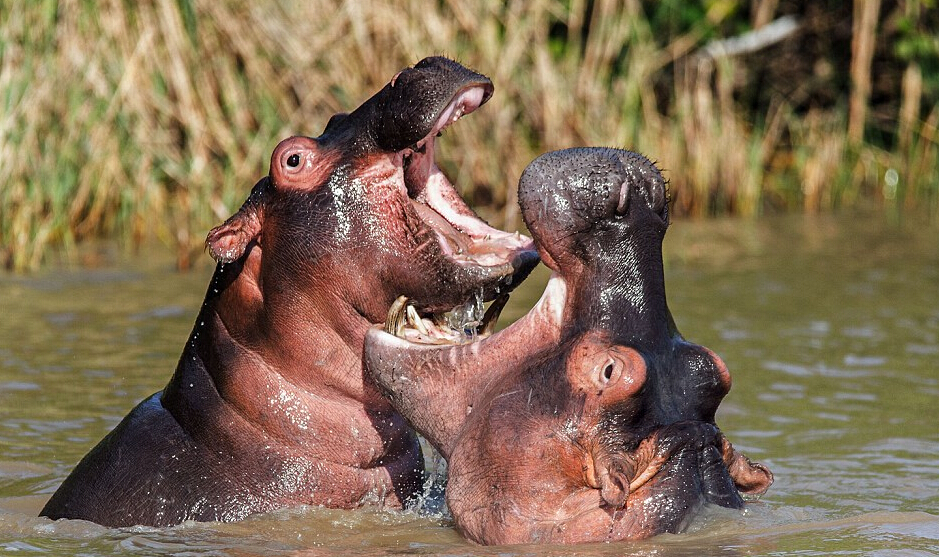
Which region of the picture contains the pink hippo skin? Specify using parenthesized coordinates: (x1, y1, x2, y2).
(40, 57, 538, 527)
(364, 147, 773, 545)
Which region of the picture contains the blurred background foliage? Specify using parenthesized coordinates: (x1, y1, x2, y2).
(1, 0, 937, 270)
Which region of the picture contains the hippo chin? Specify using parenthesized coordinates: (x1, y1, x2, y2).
(40, 57, 538, 528)
(364, 147, 773, 545)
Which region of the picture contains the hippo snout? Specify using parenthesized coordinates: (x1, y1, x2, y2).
(365, 56, 494, 153)
(592, 420, 772, 537)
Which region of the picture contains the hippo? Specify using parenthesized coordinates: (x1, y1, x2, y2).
(40, 57, 538, 527)
(364, 147, 773, 544)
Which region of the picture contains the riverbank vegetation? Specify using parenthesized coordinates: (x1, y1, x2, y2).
(2, 0, 937, 270)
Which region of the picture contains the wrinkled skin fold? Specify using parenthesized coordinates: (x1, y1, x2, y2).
(40, 57, 538, 527)
(365, 147, 773, 545)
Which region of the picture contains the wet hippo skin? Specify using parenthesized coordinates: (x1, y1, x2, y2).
(365, 147, 773, 544)
(40, 57, 538, 527)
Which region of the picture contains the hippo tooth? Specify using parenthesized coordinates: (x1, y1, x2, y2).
(478, 293, 509, 336)
(384, 296, 409, 337)
(406, 304, 430, 336)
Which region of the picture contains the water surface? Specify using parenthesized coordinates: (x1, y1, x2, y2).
(1, 213, 937, 556)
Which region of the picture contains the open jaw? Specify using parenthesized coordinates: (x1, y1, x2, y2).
(379, 266, 568, 346)
(388, 82, 538, 329)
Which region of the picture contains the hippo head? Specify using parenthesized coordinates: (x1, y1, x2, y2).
(204, 57, 537, 324)
(364, 148, 773, 544)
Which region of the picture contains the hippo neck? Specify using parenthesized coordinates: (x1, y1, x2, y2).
(573, 235, 676, 352)
(162, 253, 400, 456)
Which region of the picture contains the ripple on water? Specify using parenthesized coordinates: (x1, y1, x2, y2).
(0, 381, 40, 391)
(906, 343, 939, 355)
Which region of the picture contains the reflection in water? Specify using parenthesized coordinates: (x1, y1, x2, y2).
(1, 214, 937, 556)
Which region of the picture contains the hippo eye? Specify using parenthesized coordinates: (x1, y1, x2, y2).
(287, 153, 301, 168)
(595, 359, 618, 387)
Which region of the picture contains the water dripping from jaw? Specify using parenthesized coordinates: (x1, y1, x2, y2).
(446, 289, 485, 342)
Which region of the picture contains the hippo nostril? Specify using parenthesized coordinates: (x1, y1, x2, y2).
(286, 154, 301, 168)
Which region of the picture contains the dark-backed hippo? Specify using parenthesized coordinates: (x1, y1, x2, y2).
(364, 147, 773, 544)
(40, 57, 538, 527)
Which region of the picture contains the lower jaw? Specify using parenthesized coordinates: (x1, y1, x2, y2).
(540, 488, 707, 543)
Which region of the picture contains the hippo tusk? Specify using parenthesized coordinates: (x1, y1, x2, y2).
(385, 296, 409, 336)
(625, 437, 667, 494)
(406, 304, 430, 336)
(479, 293, 509, 336)
(382, 291, 512, 344)
(590, 438, 664, 509)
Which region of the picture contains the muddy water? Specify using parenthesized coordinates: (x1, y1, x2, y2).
(1, 213, 937, 556)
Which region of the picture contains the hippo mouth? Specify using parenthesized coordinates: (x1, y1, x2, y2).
(380, 274, 560, 345)
(585, 421, 774, 539)
(389, 82, 538, 319)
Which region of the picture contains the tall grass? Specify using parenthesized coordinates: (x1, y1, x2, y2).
(1, 0, 937, 270)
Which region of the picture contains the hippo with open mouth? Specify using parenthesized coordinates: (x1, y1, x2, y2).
(40, 57, 538, 527)
(364, 147, 773, 544)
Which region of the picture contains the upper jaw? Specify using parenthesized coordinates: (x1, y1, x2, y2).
(384, 83, 538, 319)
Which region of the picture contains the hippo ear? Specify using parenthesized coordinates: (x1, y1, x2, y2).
(205, 178, 269, 264)
(323, 112, 349, 134)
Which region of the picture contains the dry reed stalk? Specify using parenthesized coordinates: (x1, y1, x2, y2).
(848, 0, 881, 144)
(896, 62, 923, 209)
(899, 62, 923, 155)
(752, 0, 781, 28)
(907, 106, 939, 212)
(799, 111, 845, 212)
(3, 0, 929, 270)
